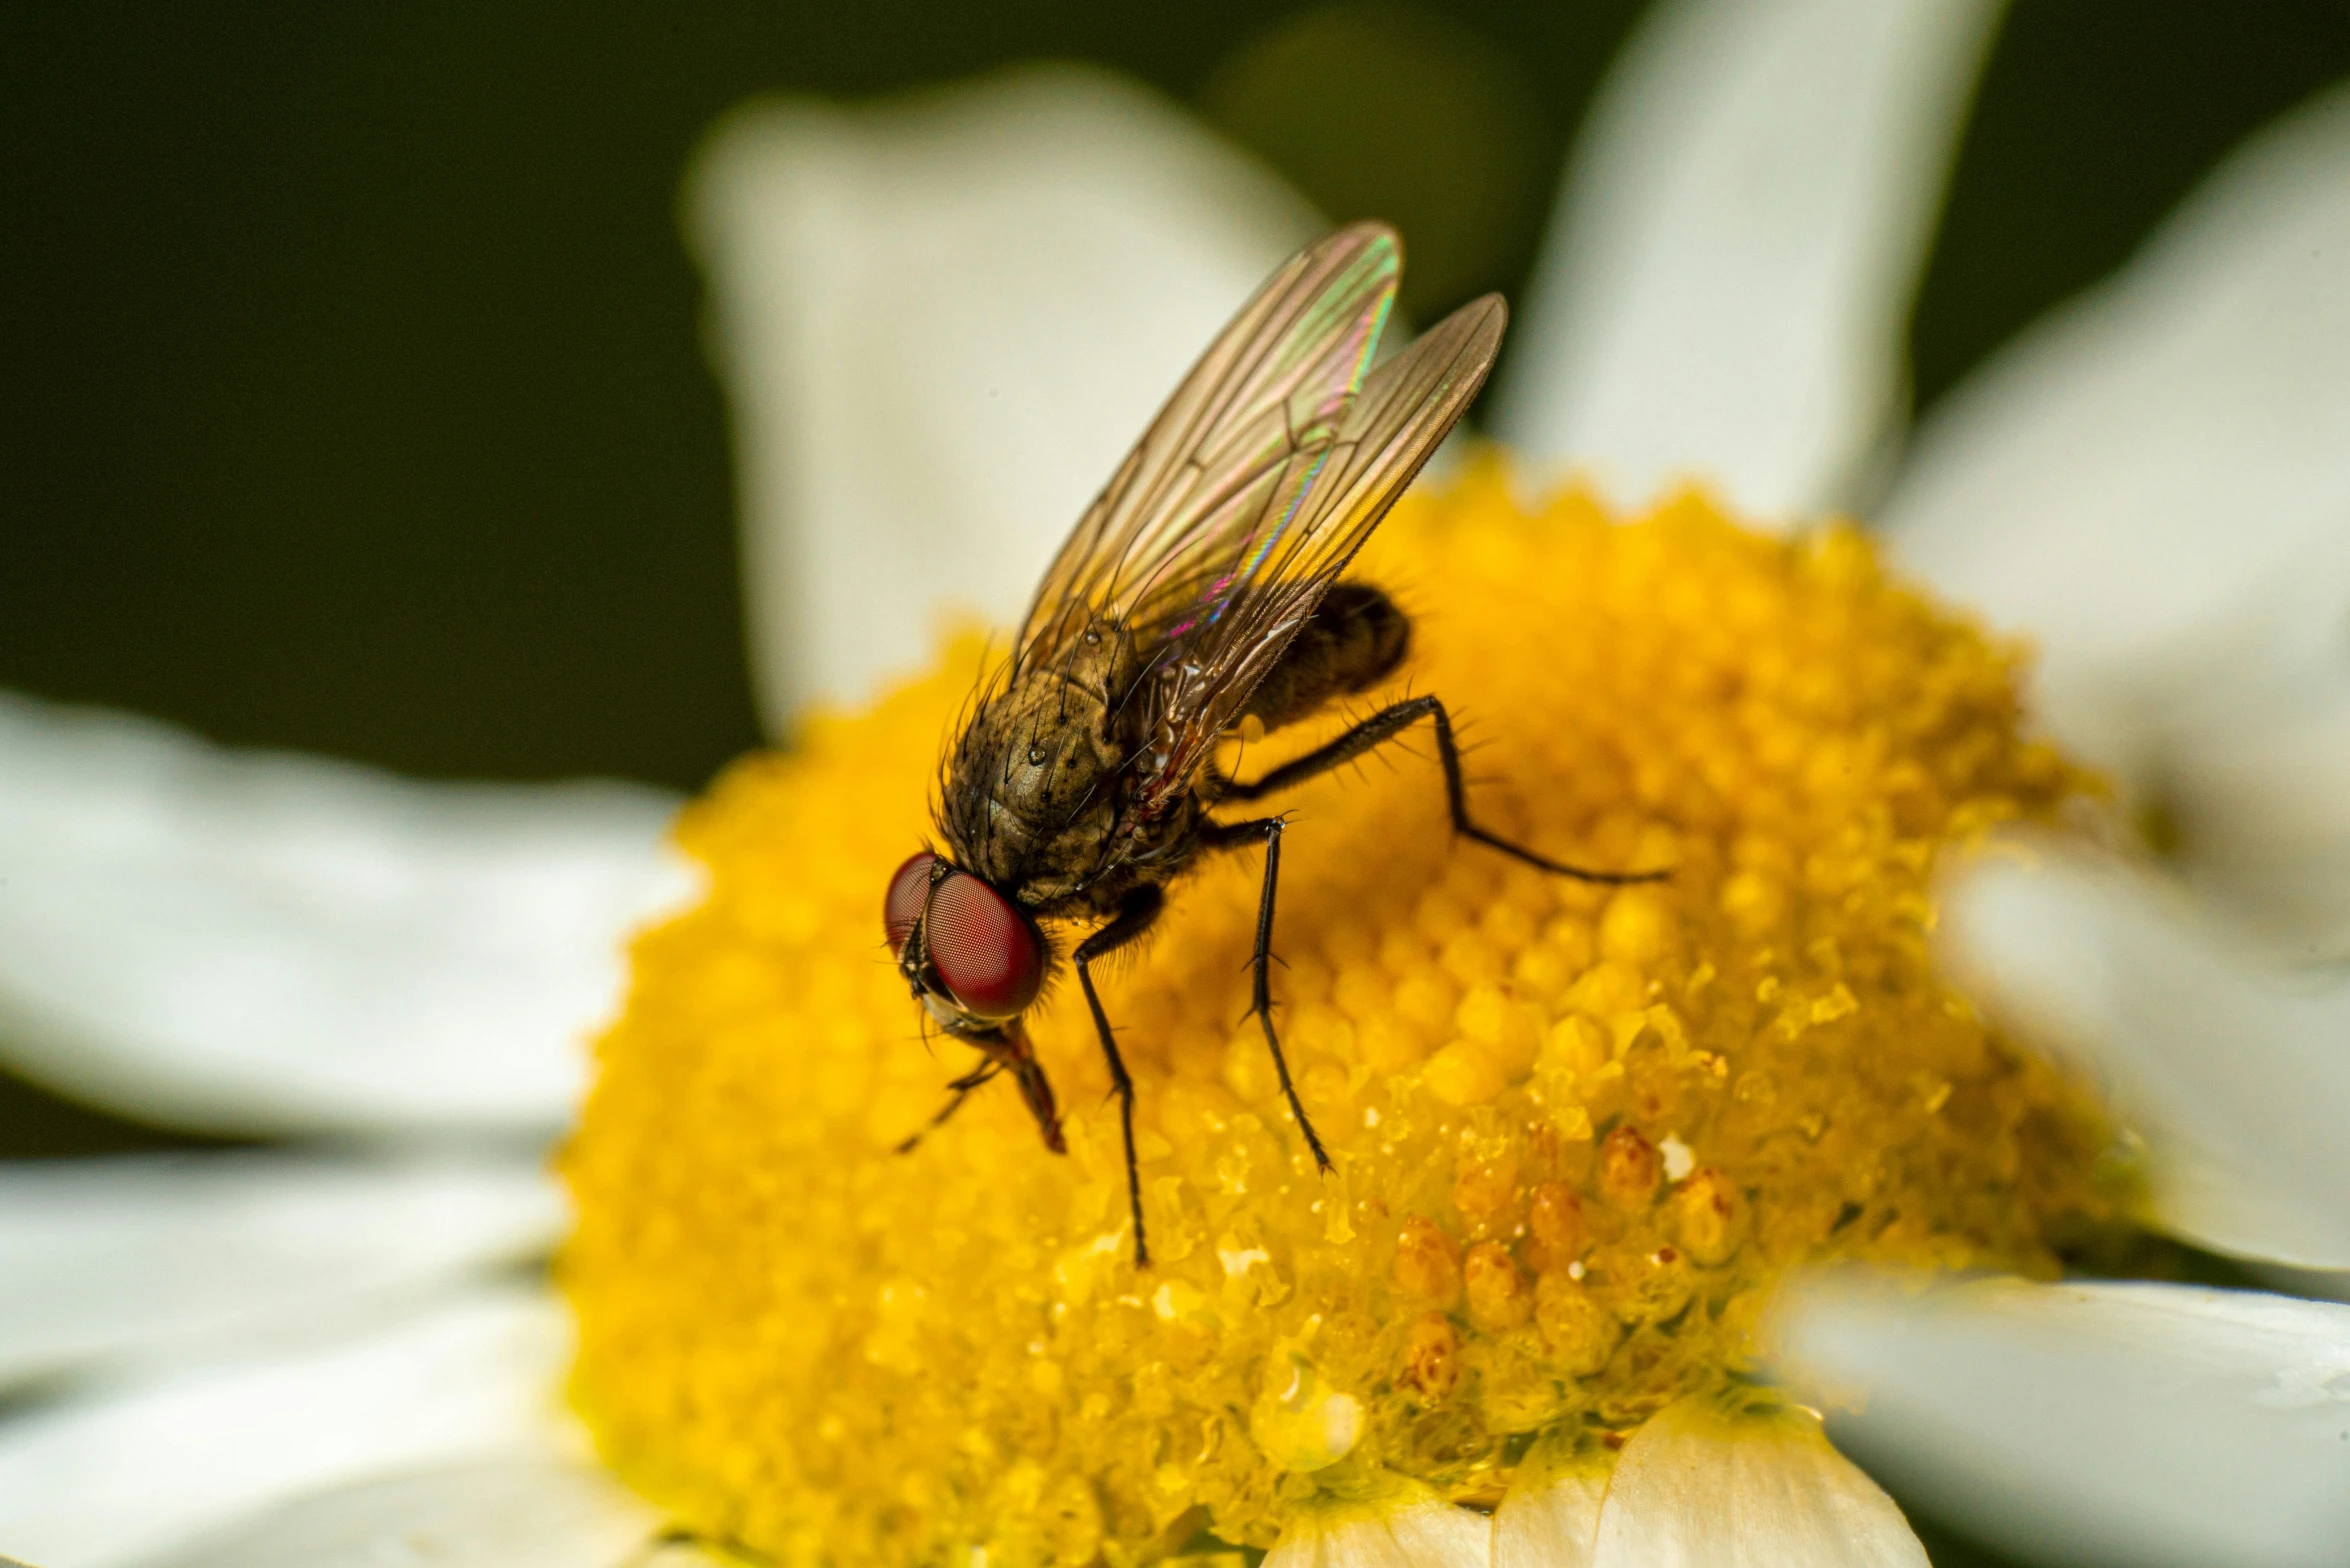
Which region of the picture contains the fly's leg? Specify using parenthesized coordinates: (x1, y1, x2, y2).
(893, 1060, 1001, 1154)
(1074, 887, 1165, 1266)
(1222, 694, 1668, 883)
(897, 1020, 1066, 1156)
(1003, 1026, 1068, 1155)
(1199, 815, 1333, 1176)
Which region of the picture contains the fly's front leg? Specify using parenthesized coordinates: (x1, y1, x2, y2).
(894, 1060, 1001, 1155)
(1003, 1037, 1068, 1156)
(1222, 695, 1667, 883)
(1074, 887, 1164, 1266)
(1200, 815, 1333, 1176)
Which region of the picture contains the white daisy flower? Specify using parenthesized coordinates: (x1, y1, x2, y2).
(3, 0, 2346, 1564)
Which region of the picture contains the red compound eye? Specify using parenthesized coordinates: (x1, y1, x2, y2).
(882, 851, 938, 954)
(925, 870, 1043, 1019)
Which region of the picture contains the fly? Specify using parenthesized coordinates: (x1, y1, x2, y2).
(882, 223, 1663, 1266)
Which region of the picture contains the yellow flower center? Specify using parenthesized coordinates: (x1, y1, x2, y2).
(562, 466, 2122, 1565)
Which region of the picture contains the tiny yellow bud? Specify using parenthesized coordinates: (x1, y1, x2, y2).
(1424, 1040, 1505, 1106)
(1400, 1312, 1461, 1402)
(1463, 1241, 1531, 1331)
(1510, 941, 1577, 1000)
(1523, 1181, 1587, 1273)
(1672, 1166, 1745, 1265)
(1455, 983, 1540, 1079)
(1393, 1216, 1461, 1307)
(1540, 914, 1597, 973)
(1331, 964, 1391, 1022)
(1600, 886, 1680, 965)
(1544, 1014, 1611, 1081)
(1392, 969, 1460, 1035)
(1220, 1031, 1275, 1105)
(1600, 1126, 1662, 1209)
(1566, 959, 1648, 1019)
(1720, 868, 1789, 934)
(1534, 1272, 1617, 1375)
(1453, 1143, 1521, 1224)
(1356, 1011, 1429, 1075)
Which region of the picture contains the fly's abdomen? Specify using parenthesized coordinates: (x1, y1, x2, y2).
(1242, 582, 1410, 734)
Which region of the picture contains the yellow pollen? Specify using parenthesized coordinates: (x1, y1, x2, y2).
(561, 465, 2123, 1565)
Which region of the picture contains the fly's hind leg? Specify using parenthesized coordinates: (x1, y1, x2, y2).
(1221, 694, 1668, 883)
(1199, 815, 1333, 1176)
(1074, 887, 1164, 1266)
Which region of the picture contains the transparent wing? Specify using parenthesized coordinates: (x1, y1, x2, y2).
(1011, 222, 1404, 667)
(1127, 292, 1507, 807)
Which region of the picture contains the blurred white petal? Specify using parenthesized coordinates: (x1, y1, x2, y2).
(1780, 1274, 2350, 1568)
(1491, 1441, 1607, 1568)
(0, 1286, 573, 1568)
(688, 62, 1319, 727)
(124, 1459, 658, 1568)
(2152, 1138, 2350, 1279)
(1262, 1485, 1490, 1568)
(0, 1153, 559, 1387)
(2143, 637, 2350, 956)
(1886, 79, 2350, 784)
(0, 692, 693, 1139)
(1497, 0, 2000, 519)
(1942, 848, 2350, 1265)
(1587, 1394, 1925, 1567)
(639, 1546, 730, 1567)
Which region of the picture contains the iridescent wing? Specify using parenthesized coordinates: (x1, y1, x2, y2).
(1012, 224, 1395, 669)
(1009, 222, 1505, 812)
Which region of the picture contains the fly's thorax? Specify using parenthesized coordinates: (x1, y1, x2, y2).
(941, 658, 1129, 904)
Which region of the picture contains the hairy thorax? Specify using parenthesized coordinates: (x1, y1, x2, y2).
(940, 630, 1184, 917)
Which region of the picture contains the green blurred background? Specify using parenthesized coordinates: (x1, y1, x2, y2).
(9, 1, 2350, 794)
(2, 6, 2348, 1555)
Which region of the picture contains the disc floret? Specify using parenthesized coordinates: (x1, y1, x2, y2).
(562, 465, 2121, 1565)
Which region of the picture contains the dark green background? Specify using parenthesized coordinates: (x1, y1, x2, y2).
(9, 2, 2350, 793)
(3, 7, 2347, 1557)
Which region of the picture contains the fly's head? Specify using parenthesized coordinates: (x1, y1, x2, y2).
(882, 851, 1046, 1037)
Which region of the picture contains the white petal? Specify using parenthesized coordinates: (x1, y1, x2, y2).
(1779, 1274, 2350, 1568)
(0, 691, 694, 1138)
(123, 1459, 658, 1568)
(2166, 675, 2350, 957)
(1885, 79, 2350, 776)
(1493, 1441, 1608, 1568)
(1588, 1394, 1925, 1568)
(2104, 624, 2350, 958)
(0, 1152, 560, 1387)
(1496, 0, 2001, 520)
(1942, 848, 2350, 1265)
(687, 63, 1318, 727)
(2154, 1139, 2350, 1279)
(0, 1285, 575, 1568)
(1264, 1483, 1490, 1568)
